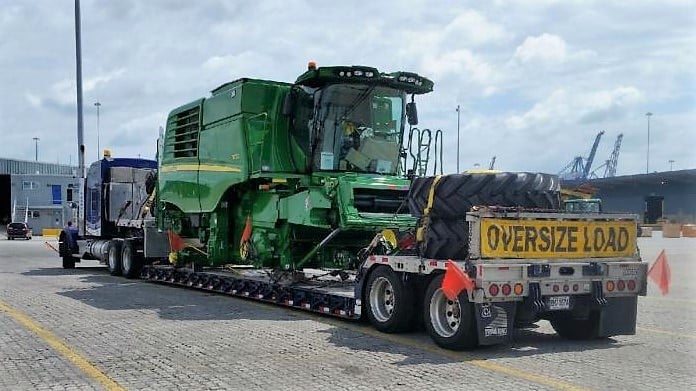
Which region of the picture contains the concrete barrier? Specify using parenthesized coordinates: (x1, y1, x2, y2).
(42, 228, 62, 238)
(639, 227, 653, 237)
(683, 224, 696, 238)
(662, 223, 682, 238)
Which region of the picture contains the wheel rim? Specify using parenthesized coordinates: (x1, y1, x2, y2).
(122, 246, 131, 272)
(369, 277, 395, 323)
(108, 246, 117, 270)
(429, 288, 461, 338)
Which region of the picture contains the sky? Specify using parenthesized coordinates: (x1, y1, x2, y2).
(1, 0, 694, 176)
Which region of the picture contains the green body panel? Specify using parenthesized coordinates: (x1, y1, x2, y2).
(157, 65, 433, 270)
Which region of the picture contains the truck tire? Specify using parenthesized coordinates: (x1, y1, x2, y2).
(550, 311, 600, 340)
(408, 172, 561, 217)
(424, 274, 478, 350)
(107, 240, 123, 276)
(365, 266, 415, 333)
(62, 256, 76, 269)
(121, 240, 143, 279)
(420, 218, 468, 260)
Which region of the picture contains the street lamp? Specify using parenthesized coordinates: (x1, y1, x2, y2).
(32, 137, 40, 161)
(456, 105, 460, 173)
(668, 159, 675, 171)
(94, 101, 101, 159)
(645, 112, 652, 174)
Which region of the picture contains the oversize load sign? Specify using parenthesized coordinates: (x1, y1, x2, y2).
(480, 218, 636, 259)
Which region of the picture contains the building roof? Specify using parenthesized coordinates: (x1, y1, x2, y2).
(562, 169, 696, 190)
(0, 158, 76, 176)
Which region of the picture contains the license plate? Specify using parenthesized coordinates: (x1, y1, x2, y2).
(547, 296, 570, 310)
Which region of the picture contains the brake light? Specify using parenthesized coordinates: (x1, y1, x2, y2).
(606, 280, 615, 292)
(617, 280, 626, 291)
(513, 283, 524, 295)
(563, 284, 570, 293)
(627, 279, 636, 291)
(572, 283, 579, 292)
(501, 284, 512, 296)
(488, 284, 499, 297)
(552, 284, 560, 293)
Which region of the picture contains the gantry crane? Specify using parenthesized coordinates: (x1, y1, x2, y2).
(558, 131, 604, 180)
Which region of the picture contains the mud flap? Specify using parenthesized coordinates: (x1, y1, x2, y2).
(598, 296, 638, 337)
(475, 302, 516, 345)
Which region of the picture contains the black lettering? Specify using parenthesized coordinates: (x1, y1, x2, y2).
(604, 227, 617, 251)
(617, 227, 629, 251)
(583, 227, 592, 251)
(567, 226, 578, 252)
(501, 226, 513, 251)
(525, 226, 538, 252)
(539, 227, 551, 251)
(593, 228, 605, 251)
(555, 226, 567, 252)
(487, 225, 500, 250)
(512, 226, 524, 252)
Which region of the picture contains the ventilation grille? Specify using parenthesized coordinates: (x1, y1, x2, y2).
(167, 106, 200, 158)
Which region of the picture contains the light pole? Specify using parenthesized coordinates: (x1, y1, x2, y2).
(645, 112, 652, 174)
(32, 137, 40, 161)
(94, 101, 101, 159)
(456, 105, 460, 173)
(668, 159, 674, 171)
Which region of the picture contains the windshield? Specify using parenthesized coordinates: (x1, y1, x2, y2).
(565, 200, 601, 213)
(311, 84, 404, 175)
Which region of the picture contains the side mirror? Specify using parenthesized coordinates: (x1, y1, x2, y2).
(406, 102, 418, 125)
(282, 92, 295, 116)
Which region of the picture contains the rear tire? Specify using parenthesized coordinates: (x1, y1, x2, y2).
(121, 240, 143, 279)
(107, 240, 123, 276)
(365, 266, 415, 333)
(550, 312, 600, 340)
(424, 274, 478, 350)
(62, 256, 76, 269)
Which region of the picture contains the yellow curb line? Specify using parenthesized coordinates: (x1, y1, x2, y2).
(0, 300, 125, 391)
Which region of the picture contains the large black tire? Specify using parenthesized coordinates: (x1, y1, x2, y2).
(365, 266, 415, 333)
(550, 311, 601, 340)
(62, 256, 76, 269)
(121, 240, 143, 279)
(107, 240, 123, 276)
(423, 274, 478, 350)
(408, 172, 561, 217)
(420, 218, 469, 260)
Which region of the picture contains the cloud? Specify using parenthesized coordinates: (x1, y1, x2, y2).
(514, 33, 568, 64)
(443, 10, 507, 46)
(423, 49, 496, 85)
(506, 86, 643, 130)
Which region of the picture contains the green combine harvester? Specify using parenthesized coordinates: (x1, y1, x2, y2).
(158, 62, 432, 270)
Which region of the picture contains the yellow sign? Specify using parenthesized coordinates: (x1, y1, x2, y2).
(480, 218, 636, 259)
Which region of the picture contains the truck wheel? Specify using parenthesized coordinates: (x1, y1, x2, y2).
(121, 241, 143, 279)
(408, 172, 561, 217)
(107, 240, 123, 276)
(62, 256, 76, 269)
(424, 274, 478, 350)
(365, 266, 415, 333)
(550, 312, 600, 340)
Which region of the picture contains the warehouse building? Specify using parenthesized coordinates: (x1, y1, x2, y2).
(563, 169, 696, 224)
(0, 158, 78, 234)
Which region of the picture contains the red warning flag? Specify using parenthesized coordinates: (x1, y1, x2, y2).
(647, 249, 671, 295)
(167, 230, 186, 252)
(441, 260, 475, 300)
(240, 215, 252, 243)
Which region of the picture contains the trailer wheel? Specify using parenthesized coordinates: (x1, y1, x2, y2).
(62, 256, 76, 269)
(365, 266, 415, 333)
(550, 312, 600, 340)
(424, 274, 478, 350)
(121, 241, 142, 279)
(107, 240, 123, 276)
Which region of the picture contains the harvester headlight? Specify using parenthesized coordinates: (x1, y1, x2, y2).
(339, 71, 345, 76)
(346, 71, 352, 77)
(407, 77, 415, 83)
(365, 71, 374, 77)
(354, 70, 363, 76)
(398, 76, 407, 81)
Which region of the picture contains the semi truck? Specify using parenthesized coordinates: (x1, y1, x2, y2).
(59, 63, 647, 350)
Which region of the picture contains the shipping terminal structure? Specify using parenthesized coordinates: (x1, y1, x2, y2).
(59, 63, 647, 350)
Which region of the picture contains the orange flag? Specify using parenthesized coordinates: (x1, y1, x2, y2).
(240, 215, 252, 243)
(441, 260, 475, 300)
(167, 230, 186, 252)
(647, 249, 671, 295)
